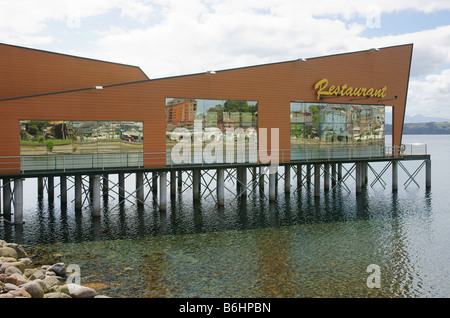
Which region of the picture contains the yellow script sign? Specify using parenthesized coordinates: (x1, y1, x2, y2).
(314, 79, 387, 101)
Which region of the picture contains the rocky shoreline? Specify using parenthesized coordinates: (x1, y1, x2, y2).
(0, 240, 109, 298)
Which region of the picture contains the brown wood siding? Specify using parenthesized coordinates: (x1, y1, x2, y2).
(0, 44, 412, 173)
(0, 43, 149, 100)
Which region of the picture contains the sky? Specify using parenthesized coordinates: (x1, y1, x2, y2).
(1, 0, 450, 120)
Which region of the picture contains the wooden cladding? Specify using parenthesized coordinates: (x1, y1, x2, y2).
(0, 43, 413, 173)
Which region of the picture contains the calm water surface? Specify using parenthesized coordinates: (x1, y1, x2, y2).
(1, 135, 450, 298)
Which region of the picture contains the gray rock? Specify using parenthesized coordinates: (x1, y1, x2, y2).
(4, 283, 19, 291)
(43, 275, 65, 289)
(18, 258, 33, 269)
(33, 279, 50, 294)
(29, 270, 45, 281)
(22, 281, 45, 298)
(0, 247, 18, 259)
(4, 273, 28, 286)
(48, 263, 67, 276)
(5, 265, 22, 276)
(44, 292, 72, 298)
(6, 244, 27, 259)
(24, 268, 38, 279)
(66, 283, 97, 298)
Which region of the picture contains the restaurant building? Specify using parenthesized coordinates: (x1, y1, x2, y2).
(0, 43, 413, 173)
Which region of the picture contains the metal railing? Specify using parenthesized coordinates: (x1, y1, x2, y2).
(0, 143, 428, 174)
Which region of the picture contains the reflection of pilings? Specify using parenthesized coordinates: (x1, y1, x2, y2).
(13, 179, 24, 225)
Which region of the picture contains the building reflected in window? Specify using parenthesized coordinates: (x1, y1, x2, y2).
(166, 98, 258, 165)
(290, 102, 385, 160)
(20, 120, 143, 156)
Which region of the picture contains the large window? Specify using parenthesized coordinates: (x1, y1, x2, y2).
(166, 98, 258, 165)
(20, 120, 143, 171)
(290, 102, 385, 160)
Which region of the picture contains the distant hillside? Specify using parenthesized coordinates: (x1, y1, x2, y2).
(385, 122, 450, 134)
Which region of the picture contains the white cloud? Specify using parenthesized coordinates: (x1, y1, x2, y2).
(1, 0, 450, 117)
(408, 69, 450, 118)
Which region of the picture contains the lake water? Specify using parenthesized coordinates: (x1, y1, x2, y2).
(1, 135, 449, 298)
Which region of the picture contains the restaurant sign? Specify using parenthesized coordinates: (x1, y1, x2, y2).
(314, 78, 387, 101)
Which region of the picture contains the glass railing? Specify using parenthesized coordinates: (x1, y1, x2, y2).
(0, 143, 429, 174)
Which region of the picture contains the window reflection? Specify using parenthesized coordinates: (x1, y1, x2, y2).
(290, 102, 385, 160)
(166, 98, 258, 165)
(20, 120, 143, 156)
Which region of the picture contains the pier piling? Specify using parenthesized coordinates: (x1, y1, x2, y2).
(217, 169, 225, 206)
(92, 175, 101, 217)
(314, 164, 320, 197)
(392, 161, 398, 192)
(13, 179, 24, 225)
(118, 173, 125, 201)
(2, 178, 11, 215)
(426, 160, 431, 188)
(60, 176, 67, 204)
(75, 175, 82, 210)
(269, 171, 276, 201)
(14, 179, 23, 225)
(160, 172, 167, 211)
(285, 165, 291, 193)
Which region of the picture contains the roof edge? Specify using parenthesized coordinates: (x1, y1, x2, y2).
(0, 42, 150, 79)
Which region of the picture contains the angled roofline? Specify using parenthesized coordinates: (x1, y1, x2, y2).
(149, 43, 414, 81)
(0, 42, 150, 80)
(0, 43, 413, 102)
(0, 79, 152, 102)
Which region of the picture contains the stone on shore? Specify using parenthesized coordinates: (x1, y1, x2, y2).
(0, 241, 110, 298)
(0, 247, 18, 259)
(22, 281, 45, 298)
(66, 283, 97, 298)
(48, 263, 67, 276)
(44, 292, 72, 298)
